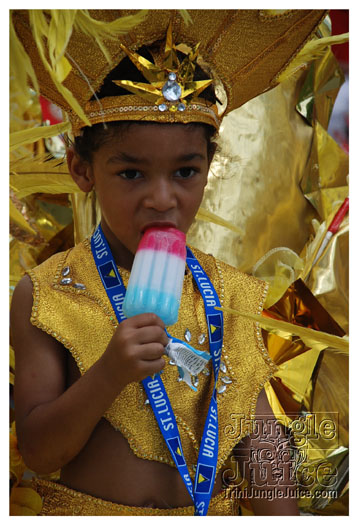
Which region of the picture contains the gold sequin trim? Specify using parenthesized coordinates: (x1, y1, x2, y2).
(70, 94, 221, 135)
(215, 257, 226, 304)
(87, 102, 218, 122)
(32, 478, 233, 516)
(176, 415, 200, 452)
(108, 420, 176, 466)
(247, 282, 278, 431)
(106, 411, 200, 471)
(214, 257, 234, 391)
(259, 9, 297, 21)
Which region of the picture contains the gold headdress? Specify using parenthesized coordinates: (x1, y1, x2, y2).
(11, 9, 327, 135)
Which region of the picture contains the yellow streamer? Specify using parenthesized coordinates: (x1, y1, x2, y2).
(10, 199, 37, 235)
(252, 247, 304, 308)
(196, 207, 244, 235)
(216, 305, 348, 353)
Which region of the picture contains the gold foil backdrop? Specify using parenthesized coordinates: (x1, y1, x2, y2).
(202, 43, 348, 515)
(188, 66, 317, 273)
(10, 17, 348, 516)
(193, 40, 348, 516)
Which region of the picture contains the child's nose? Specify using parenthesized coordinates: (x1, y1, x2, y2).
(144, 178, 176, 212)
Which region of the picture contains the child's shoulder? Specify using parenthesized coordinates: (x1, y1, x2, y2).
(28, 239, 91, 282)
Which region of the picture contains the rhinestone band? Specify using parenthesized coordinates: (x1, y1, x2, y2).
(87, 103, 219, 126)
(89, 105, 159, 117)
(70, 93, 221, 136)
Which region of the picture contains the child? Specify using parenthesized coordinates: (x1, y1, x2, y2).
(10, 9, 326, 516)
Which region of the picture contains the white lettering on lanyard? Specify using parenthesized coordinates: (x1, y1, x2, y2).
(147, 379, 175, 431)
(191, 275, 217, 308)
(202, 405, 218, 458)
(93, 230, 108, 259)
(112, 293, 126, 321)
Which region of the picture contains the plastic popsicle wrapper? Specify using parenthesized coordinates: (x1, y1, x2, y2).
(123, 227, 186, 326)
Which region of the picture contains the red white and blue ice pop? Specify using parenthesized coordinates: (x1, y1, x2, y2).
(122, 227, 186, 326)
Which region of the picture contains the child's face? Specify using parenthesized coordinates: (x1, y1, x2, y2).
(87, 123, 212, 266)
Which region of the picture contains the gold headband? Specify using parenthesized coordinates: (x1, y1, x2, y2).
(12, 9, 327, 134)
(68, 95, 221, 136)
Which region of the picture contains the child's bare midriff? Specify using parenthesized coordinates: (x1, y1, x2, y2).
(60, 352, 223, 508)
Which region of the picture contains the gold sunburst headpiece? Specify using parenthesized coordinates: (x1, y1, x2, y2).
(113, 22, 214, 115)
(11, 10, 329, 136)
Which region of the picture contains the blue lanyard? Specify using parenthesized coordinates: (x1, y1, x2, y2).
(91, 225, 223, 515)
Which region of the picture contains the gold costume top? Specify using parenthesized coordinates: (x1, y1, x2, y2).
(27, 239, 277, 477)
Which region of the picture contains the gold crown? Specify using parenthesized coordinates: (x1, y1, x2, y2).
(12, 9, 327, 135)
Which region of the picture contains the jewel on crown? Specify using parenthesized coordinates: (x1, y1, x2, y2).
(112, 22, 213, 113)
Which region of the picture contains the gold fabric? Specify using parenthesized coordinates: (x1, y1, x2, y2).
(296, 50, 345, 128)
(27, 239, 276, 478)
(187, 45, 346, 275)
(12, 9, 326, 133)
(300, 122, 348, 221)
(187, 68, 316, 273)
(262, 279, 348, 512)
(33, 478, 236, 516)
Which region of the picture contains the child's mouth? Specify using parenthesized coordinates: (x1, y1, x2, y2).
(141, 221, 178, 234)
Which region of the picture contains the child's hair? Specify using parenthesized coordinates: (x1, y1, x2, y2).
(72, 45, 218, 163)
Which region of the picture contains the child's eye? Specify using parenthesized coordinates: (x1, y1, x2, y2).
(175, 167, 198, 179)
(117, 170, 142, 180)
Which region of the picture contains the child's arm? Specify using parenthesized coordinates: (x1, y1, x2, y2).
(235, 389, 300, 516)
(11, 275, 168, 474)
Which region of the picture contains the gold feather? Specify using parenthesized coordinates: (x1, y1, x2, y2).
(10, 122, 71, 152)
(10, 346, 15, 386)
(10, 346, 15, 371)
(278, 32, 349, 83)
(179, 10, 193, 26)
(10, 173, 79, 199)
(10, 199, 37, 235)
(10, 153, 79, 199)
(73, 10, 149, 64)
(196, 207, 244, 235)
(48, 10, 77, 81)
(74, 9, 149, 38)
(29, 10, 90, 126)
(20, 10, 148, 125)
(10, 152, 67, 171)
(9, 13, 39, 96)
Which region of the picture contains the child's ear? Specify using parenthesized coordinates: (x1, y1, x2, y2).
(66, 147, 94, 193)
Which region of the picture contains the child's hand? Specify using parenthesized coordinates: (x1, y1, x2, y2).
(103, 313, 168, 390)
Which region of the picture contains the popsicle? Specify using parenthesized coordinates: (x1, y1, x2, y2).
(122, 227, 186, 326)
